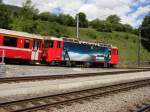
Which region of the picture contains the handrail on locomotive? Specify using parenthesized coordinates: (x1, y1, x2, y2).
(0, 50, 5, 64)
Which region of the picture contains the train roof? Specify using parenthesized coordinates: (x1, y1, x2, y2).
(0, 28, 43, 39)
(111, 46, 118, 49)
(44, 36, 63, 41)
(62, 37, 112, 47)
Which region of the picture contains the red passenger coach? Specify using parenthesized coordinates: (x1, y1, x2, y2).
(0, 29, 43, 63)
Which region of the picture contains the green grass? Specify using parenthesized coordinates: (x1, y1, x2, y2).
(63, 27, 150, 62)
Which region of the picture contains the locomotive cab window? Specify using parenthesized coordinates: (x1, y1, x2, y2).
(116, 50, 118, 55)
(24, 39, 30, 49)
(112, 49, 118, 55)
(44, 40, 54, 48)
(4, 36, 17, 47)
(57, 41, 61, 48)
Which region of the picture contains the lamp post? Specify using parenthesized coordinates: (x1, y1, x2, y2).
(137, 26, 141, 67)
(76, 14, 79, 39)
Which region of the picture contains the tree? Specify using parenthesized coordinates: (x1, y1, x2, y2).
(10, 0, 38, 33)
(90, 19, 112, 32)
(57, 14, 75, 26)
(106, 15, 121, 24)
(38, 12, 57, 22)
(0, 4, 11, 29)
(38, 13, 75, 26)
(65, 15, 75, 26)
(90, 19, 101, 29)
(111, 23, 124, 31)
(96, 21, 112, 32)
(77, 12, 88, 28)
(20, 0, 38, 19)
(11, 18, 35, 33)
(141, 15, 150, 51)
(123, 24, 133, 32)
(33, 20, 57, 36)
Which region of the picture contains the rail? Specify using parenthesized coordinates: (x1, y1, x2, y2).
(135, 104, 150, 112)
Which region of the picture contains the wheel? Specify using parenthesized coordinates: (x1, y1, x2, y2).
(84, 62, 91, 68)
(104, 63, 110, 68)
(49, 61, 56, 66)
(66, 61, 72, 67)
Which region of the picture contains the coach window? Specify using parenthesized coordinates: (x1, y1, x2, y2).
(4, 36, 17, 47)
(24, 39, 30, 49)
(33, 40, 40, 50)
(44, 40, 54, 48)
(57, 41, 61, 48)
(49, 41, 54, 48)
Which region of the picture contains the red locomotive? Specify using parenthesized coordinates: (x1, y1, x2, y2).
(0, 29, 118, 67)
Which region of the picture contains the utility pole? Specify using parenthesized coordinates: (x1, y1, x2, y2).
(76, 14, 79, 39)
(137, 27, 141, 67)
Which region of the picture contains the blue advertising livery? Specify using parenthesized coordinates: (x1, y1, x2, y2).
(63, 42, 110, 62)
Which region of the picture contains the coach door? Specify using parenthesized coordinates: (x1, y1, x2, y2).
(31, 39, 40, 60)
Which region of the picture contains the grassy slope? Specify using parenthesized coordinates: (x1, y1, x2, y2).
(64, 27, 150, 62)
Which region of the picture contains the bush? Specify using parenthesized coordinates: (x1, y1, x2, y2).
(33, 21, 69, 37)
(86, 31, 97, 39)
(96, 21, 112, 32)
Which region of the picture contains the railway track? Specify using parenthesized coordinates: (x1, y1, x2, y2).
(135, 103, 150, 112)
(0, 79, 150, 112)
(0, 68, 150, 83)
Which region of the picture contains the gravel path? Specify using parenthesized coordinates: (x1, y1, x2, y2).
(51, 86, 150, 112)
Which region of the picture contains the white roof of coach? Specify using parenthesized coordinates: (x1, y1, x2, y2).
(62, 37, 112, 47)
(0, 28, 43, 39)
(44, 36, 63, 41)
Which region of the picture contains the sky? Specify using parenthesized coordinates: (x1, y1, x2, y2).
(3, 0, 150, 28)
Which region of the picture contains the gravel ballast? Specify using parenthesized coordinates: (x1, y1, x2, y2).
(51, 86, 150, 112)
